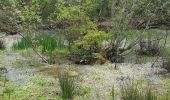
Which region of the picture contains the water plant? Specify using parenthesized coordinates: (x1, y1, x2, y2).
(13, 36, 31, 50)
(39, 35, 57, 54)
(37, 33, 69, 64)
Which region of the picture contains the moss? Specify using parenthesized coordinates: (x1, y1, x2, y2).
(19, 49, 35, 58)
(79, 86, 92, 95)
(30, 75, 54, 87)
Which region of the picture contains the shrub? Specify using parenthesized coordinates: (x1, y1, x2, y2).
(72, 30, 110, 64)
(58, 72, 77, 99)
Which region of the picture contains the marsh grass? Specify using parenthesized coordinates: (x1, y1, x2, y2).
(0, 39, 5, 50)
(37, 33, 70, 64)
(12, 32, 70, 64)
(58, 72, 77, 100)
(39, 35, 57, 54)
(121, 82, 157, 100)
(13, 36, 31, 50)
(37, 33, 66, 53)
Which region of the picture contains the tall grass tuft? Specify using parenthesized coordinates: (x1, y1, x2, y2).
(39, 35, 57, 54)
(0, 39, 5, 50)
(112, 85, 115, 100)
(121, 82, 157, 100)
(36, 33, 70, 64)
(58, 72, 77, 100)
(145, 88, 157, 100)
(121, 83, 142, 100)
(13, 36, 31, 50)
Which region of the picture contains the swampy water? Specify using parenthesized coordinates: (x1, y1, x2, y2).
(1, 33, 170, 99)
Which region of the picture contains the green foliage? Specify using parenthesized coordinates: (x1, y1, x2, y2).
(83, 0, 113, 21)
(13, 36, 31, 50)
(3, 87, 15, 98)
(111, 0, 170, 37)
(0, 0, 20, 33)
(18, 0, 42, 28)
(59, 72, 77, 100)
(73, 30, 110, 62)
(75, 31, 110, 48)
(39, 35, 57, 54)
(1, 0, 170, 34)
(0, 73, 58, 100)
(49, 3, 97, 43)
(0, 0, 43, 32)
(133, 0, 170, 22)
(35, 33, 70, 64)
(36, 33, 67, 53)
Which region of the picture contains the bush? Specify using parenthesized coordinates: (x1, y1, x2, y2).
(72, 30, 110, 64)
